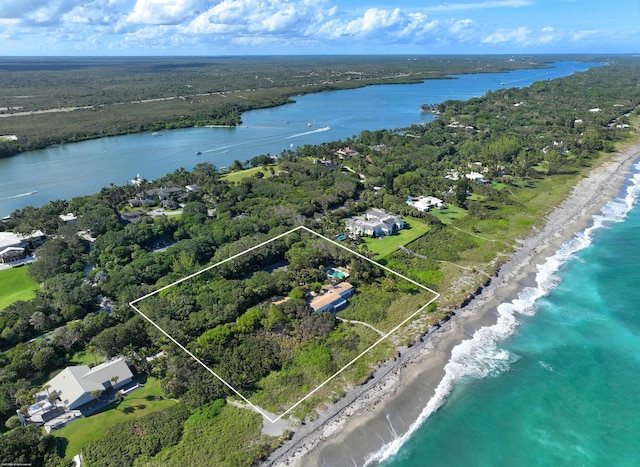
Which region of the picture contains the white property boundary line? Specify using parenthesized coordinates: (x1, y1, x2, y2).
(130, 225, 440, 423)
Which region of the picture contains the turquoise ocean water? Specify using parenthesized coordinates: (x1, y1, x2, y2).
(375, 162, 640, 466)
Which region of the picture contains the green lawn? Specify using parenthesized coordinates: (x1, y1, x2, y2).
(430, 205, 468, 224)
(0, 266, 38, 309)
(220, 166, 275, 183)
(69, 350, 104, 367)
(54, 377, 176, 460)
(363, 217, 431, 258)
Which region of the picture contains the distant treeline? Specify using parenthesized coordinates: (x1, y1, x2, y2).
(0, 54, 586, 158)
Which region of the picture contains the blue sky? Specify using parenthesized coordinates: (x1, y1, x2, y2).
(0, 0, 638, 55)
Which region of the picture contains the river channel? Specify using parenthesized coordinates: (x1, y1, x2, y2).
(0, 61, 599, 217)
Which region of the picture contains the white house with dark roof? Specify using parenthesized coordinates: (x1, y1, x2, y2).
(40, 357, 134, 411)
(0, 246, 26, 263)
(0, 230, 45, 263)
(58, 213, 78, 225)
(345, 208, 404, 237)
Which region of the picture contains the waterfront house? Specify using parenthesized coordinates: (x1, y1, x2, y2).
(0, 230, 45, 257)
(345, 208, 404, 237)
(309, 282, 354, 313)
(119, 210, 145, 224)
(335, 147, 359, 158)
(406, 196, 444, 212)
(0, 246, 26, 263)
(37, 357, 134, 412)
(465, 172, 490, 184)
(59, 213, 78, 225)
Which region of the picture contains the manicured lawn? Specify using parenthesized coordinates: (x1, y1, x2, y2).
(363, 217, 430, 258)
(69, 350, 104, 367)
(0, 266, 38, 309)
(431, 205, 468, 224)
(54, 377, 176, 460)
(221, 166, 275, 183)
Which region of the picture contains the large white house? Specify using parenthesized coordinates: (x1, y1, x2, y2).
(406, 196, 444, 212)
(345, 208, 404, 237)
(39, 357, 134, 411)
(0, 230, 46, 264)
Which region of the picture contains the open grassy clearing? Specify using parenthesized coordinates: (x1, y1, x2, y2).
(0, 266, 38, 309)
(220, 166, 275, 183)
(54, 377, 175, 460)
(430, 205, 468, 224)
(363, 217, 431, 258)
(69, 350, 105, 367)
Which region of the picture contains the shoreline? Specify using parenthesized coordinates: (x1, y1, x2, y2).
(265, 142, 640, 466)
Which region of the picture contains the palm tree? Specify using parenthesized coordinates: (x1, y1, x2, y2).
(86, 344, 98, 366)
(110, 375, 119, 389)
(90, 389, 102, 401)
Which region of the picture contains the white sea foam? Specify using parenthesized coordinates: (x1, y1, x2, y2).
(366, 161, 640, 465)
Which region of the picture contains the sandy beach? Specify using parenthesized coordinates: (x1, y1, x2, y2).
(265, 141, 640, 467)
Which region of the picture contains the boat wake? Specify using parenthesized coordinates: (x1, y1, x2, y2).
(283, 126, 330, 139)
(0, 191, 37, 201)
(366, 161, 640, 465)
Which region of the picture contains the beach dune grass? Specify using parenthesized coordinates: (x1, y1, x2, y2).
(151, 404, 281, 466)
(54, 376, 176, 460)
(0, 266, 38, 309)
(249, 324, 386, 415)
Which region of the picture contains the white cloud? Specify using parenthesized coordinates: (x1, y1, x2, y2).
(127, 0, 203, 25)
(571, 29, 602, 41)
(484, 27, 528, 44)
(483, 26, 559, 45)
(0, 0, 50, 18)
(186, 0, 334, 37)
(0, 0, 635, 54)
(426, 0, 533, 12)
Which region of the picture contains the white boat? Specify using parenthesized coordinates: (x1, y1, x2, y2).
(152, 132, 163, 136)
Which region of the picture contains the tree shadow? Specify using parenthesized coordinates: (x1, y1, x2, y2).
(56, 436, 69, 459)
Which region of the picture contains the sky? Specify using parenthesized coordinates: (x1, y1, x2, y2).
(0, 0, 638, 56)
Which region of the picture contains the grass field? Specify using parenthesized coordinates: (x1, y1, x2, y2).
(220, 166, 274, 183)
(54, 377, 176, 460)
(363, 217, 431, 258)
(0, 266, 38, 309)
(431, 205, 468, 224)
(69, 350, 104, 367)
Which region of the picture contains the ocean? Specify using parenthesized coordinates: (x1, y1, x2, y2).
(378, 162, 640, 466)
